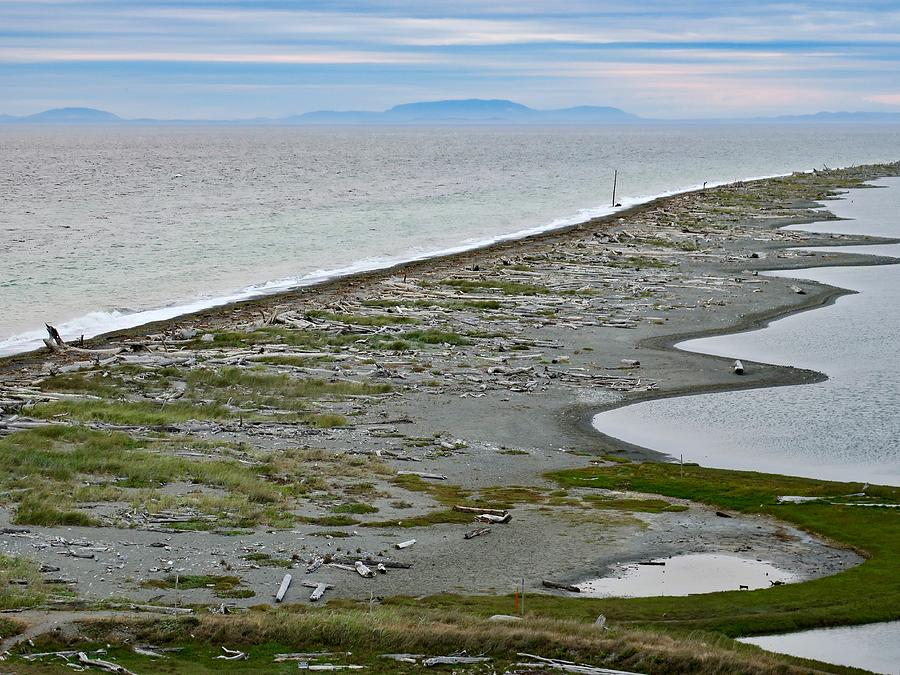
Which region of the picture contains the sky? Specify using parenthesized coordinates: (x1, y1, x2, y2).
(1, 0, 899, 119)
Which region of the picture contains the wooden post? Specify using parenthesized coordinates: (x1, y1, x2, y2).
(612, 170, 618, 207)
(521, 578, 525, 615)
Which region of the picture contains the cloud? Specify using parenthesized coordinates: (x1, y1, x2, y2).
(0, 0, 898, 116)
(866, 93, 900, 105)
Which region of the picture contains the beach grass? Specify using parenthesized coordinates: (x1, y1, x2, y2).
(8, 605, 866, 674)
(0, 426, 387, 527)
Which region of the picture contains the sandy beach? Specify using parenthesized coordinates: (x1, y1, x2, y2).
(0, 164, 898, 674)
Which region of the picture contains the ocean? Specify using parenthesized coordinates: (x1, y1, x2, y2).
(3, 123, 900, 355)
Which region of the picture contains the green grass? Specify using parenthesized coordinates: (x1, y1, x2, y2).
(0, 554, 50, 610)
(0, 427, 287, 526)
(401, 462, 899, 638)
(331, 502, 378, 514)
(242, 553, 294, 568)
(441, 278, 550, 296)
(581, 494, 688, 513)
(14, 493, 98, 526)
(307, 310, 418, 326)
(186, 367, 391, 402)
(400, 329, 472, 346)
(30, 399, 234, 425)
(252, 355, 336, 367)
(142, 574, 248, 598)
(31, 367, 386, 426)
(298, 515, 361, 527)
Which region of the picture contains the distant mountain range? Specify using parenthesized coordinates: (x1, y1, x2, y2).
(2, 100, 900, 125)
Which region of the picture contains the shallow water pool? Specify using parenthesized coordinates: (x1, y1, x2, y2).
(576, 553, 797, 597)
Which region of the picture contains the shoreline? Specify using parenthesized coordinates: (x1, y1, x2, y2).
(578, 244, 900, 460)
(0, 170, 800, 361)
(0, 162, 899, 628)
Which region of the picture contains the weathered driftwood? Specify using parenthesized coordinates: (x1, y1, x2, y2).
(542, 579, 581, 593)
(380, 653, 425, 663)
(128, 603, 193, 615)
(397, 470, 447, 480)
(44, 324, 124, 356)
(275, 573, 292, 602)
(516, 652, 643, 674)
(476, 512, 512, 524)
(216, 647, 248, 661)
(77, 652, 137, 674)
(300, 581, 333, 602)
(453, 505, 507, 516)
(329, 556, 411, 569)
(354, 561, 374, 578)
(464, 526, 491, 540)
(59, 549, 95, 559)
(275, 652, 339, 662)
(21, 650, 79, 662)
(395, 539, 416, 549)
(423, 655, 491, 666)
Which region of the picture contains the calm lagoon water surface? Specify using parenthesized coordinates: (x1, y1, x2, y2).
(593, 179, 900, 486)
(3, 124, 900, 355)
(738, 621, 900, 675)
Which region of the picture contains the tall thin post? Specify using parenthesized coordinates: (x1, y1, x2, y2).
(612, 170, 618, 206)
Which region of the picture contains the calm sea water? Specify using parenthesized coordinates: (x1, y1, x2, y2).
(3, 124, 900, 355)
(593, 178, 900, 485)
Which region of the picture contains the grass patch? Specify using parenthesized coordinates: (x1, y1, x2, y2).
(331, 502, 378, 515)
(400, 329, 472, 346)
(14, 493, 98, 526)
(30, 399, 233, 425)
(581, 494, 688, 513)
(0, 427, 290, 527)
(307, 310, 418, 326)
(33, 367, 387, 426)
(298, 515, 360, 527)
(0, 554, 50, 610)
(142, 574, 249, 598)
(442, 278, 550, 296)
(242, 553, 294, 568)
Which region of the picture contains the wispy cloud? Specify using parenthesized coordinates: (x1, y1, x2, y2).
(0, 0, 898, 117)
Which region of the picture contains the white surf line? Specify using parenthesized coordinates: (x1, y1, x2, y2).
(0, 169, 800, 357)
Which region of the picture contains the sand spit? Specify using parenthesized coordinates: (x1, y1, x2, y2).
(0, 164, 898, 613)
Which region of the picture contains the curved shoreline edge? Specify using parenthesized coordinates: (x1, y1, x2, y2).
(574, 192, 900, 463)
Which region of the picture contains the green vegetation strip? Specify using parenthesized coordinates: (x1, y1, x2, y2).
(397, 462, 899, 638)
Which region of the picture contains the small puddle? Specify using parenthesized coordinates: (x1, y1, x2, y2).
(577, 553, 797, 597)
(738, 621, 900, 675)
